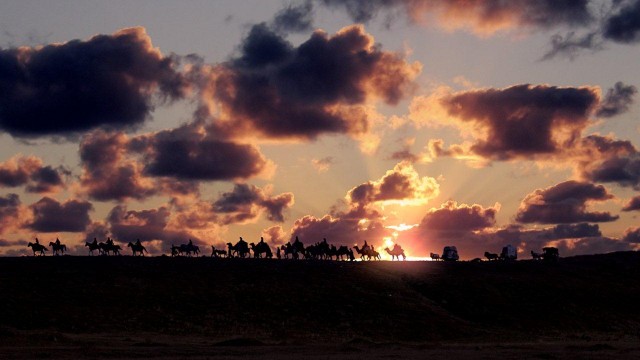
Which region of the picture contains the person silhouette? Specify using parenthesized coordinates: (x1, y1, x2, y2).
(135, 238, 142, 247)
(107, 237, 113, 246)
(259, 237, 265, 244)
(35, 237, 40, 245)
(188, 239, 193, 246)
(276, 246, 281, 259)
(92, 237, 98, 246)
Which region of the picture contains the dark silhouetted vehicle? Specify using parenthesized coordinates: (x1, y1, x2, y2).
(500, 244, 517, 261)
(542, 247, 559, 262)
(442, 246, 459, 261)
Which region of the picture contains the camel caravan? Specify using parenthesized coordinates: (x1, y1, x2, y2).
(25, 236, 560, 262)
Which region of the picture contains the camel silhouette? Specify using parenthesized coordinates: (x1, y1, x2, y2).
(353, 245, 380, 261)
(227, 238, 250, 258)
(384, 244, 406, 261)
(250, 241, 272, 258)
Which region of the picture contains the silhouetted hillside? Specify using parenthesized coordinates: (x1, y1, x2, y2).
(0, 252, 639, 358)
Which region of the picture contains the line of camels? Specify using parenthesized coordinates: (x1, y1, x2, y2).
(26, 236, 407, 261)
(26, 236, 559, 262)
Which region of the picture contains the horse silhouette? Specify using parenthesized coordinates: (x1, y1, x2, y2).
(85, 239, 101, 255)
(99, 241, 121, 255)
(211, 246, 227, 258)
(49, 240, 67, 256)
(127, 242, 147, 256)
(484, 252, 499, 261)
(28, 242, 48, 256)
(430, 252, 441, 261)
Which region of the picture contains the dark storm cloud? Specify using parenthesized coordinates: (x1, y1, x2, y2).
(622, 226, 640, 242)
(622, 196, 640, 211)
(83, 221, 111, 243)
(603, 0, 640, 43)
(440, 84, 599, 160)
(213, 23, 418, 139)
(272, 1, 315, 33)
(573, 135, 640, 188)
(319, 0, 592, 31)
(418, 201, 498, 232)
(551, 236, 634, 254)
(596, 82, 637, 118)
(136, 123, 272, 181)
(213, 183, 294, 224)
(28, 197, 92, 233)
(544, 1, 640, 59)
(582, 155, 640, 187)
(546, 222, 602, 239)
(0, 27, 186, 138)
(0, 156, 66, 193)
(515, 181, 618, 224)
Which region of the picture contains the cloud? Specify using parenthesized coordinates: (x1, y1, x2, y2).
(210, 23, 419, 140)
(261, 225, 287, 246)
(548, 236, 635, 255)
(311, 157, 334, 172)
(622, 196, 640, 211)
(79, 130, 157, 201)
(596, 82, 637, 118)
(622, 226, 640, 243)
(134, 122, 274, 181)
(346, 161, 439, 207)
(603, 0, 640, 44)
(107, 205, 197, 246)
(83, 221, 111, 244)
(575, 135, 640, 188)
(213, 183, 294, 224)
(0, 27, 186, 138)
(290, 205, 390, 245)
(28, 197, 93, 232)
(515, 180, 618, 224)
(272, 1, 314, 33)
(418, 200, 499, 231)
(435, 84, 599, 161)
(544, 1, 640, 59)
(319, 0, 592, 34)
(0, 193, 24, 234)
(0, 155, 66, 193)
(541, 31, 603, 60)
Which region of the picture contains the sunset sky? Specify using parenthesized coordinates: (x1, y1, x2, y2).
(1, 0, 640, 259)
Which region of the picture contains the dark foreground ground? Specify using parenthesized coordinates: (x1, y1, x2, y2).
(1, 252, 640, 359)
